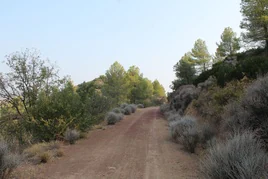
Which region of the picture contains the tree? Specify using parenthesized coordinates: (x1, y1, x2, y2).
(0, 49, 60, 119)
(102, 61, 128, 105)
(216, 27, 240, 57)
(240, 0, 268, 53)
(191, 39, 211, 72)
(173, 52, 196, 85)
(126, 66, 143, 103)
(152, 80, 166, 97)
(131, 77, 153, 104)
(212, 50, 225, 64)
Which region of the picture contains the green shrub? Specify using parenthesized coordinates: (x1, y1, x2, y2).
(64, 129, 80, 145)
(239, 56, 268, 79)
(200, 132, 268, 179)
(106, 112, 123, 125)
(192, 80, 247, 126)
(0, 141, 21, 179)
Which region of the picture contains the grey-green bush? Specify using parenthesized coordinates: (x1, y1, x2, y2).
(112, 108, 124, 114)
(198, 123, 216, 145)
(169, 116, 196, 140)
(200, 132, 268, 179)
(160, 104, 170, 114)
(224, 75, 268, 150)
(137, 104, 144, 108)
(129, 104, 137, 113)
(123, 106, 132, 115)
(106, 112, 123, 125)
(0, 141, 21, 179)
(180, 127, 199, 153)
(167, 113, 181, 122)
(120, 103, 128, 109)
(64, 129, 80, 144)
(169, 116, 199, 153)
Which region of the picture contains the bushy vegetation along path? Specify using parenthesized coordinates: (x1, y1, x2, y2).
(38, 107, 198, 179)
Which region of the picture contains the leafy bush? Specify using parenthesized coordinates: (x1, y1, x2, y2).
(200, 132, 268, 179)
(192, 80, 247, 126)
(239, 56, 268, 79)
(123, 106, 132, 115)
(106, 112, 123, 125)
(64, 129, 80, 144)
(0, 141, 21, 179)
(194, 50, 268, 87)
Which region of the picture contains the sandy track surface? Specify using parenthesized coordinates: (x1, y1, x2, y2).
(37, 107, 198, 179)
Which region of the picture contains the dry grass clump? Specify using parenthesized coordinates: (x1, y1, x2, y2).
(23, 141, 62, 164)
(0, 141, 21, 179)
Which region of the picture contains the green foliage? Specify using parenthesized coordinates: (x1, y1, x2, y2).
(152, 80, 166, 98)
(172, 53, 196, 89)
(192, 80, 247, 125)
(131, 78, 154, 105)
(194, 51, 268, 87)
(102, 61, 129, 106)
(240, 0, 268, 52)
(216, 27, 240, 57)
(0, 49, 166, 145)
(191, 39, 211, 72)
(238, 56, 268, 78)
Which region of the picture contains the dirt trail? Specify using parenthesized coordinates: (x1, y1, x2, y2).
(37, 107, 198, 179)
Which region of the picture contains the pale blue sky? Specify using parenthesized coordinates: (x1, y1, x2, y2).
(0, 0, 242, 92)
